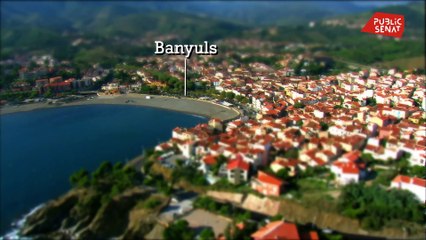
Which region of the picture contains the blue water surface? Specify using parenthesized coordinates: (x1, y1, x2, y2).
(0, 104, 205, 234)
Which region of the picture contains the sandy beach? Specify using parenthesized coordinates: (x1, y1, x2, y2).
(0, 94, 240, 121)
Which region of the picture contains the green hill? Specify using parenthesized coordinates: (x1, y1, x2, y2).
(1, 2, 424, 70)
(1, 3, 246, 65)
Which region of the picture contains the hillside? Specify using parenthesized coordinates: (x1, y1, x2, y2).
(1, 3, 247, 66)
(1, 2, 424, 70)
(1, 2, 246, 40)
(119, 1, 373, 26)
(2, 1, 372, 27)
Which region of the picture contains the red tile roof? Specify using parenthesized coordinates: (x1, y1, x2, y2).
(300, 231, 320, 240)
(393, 175, 426, 187)
(312, 157, 326, 166)
(412, 177, 426, 187)
(342, 164, 360, 174)
(392, 174, 411, 184)
(342, 150, 361, 162)
(236, 222, 245, 230)
(273, 158, 298, 168)
(251, 221, 300, 240)
(203, 155, 217, 166)
(333, 161, 360, 174)
(309, 231, 319, 240)
(257, 171, 283, 186)
(227, 155, 249, 171)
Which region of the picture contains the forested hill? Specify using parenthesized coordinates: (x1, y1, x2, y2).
(1, 2, 247, 42)
(1, 2, 247, 62)
(1, 2, 424, 69)
(1, 1, 374, 27)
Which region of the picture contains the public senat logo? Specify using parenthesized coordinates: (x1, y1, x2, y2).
(361, 12, 404, 38)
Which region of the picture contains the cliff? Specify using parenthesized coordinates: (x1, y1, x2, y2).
(20, 187, 168, 239)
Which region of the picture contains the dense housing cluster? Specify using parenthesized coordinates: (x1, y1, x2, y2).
(155, 68, 426, 201)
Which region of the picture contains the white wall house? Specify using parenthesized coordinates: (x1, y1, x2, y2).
(391, 175, 426, 203)
(331, 162, 360, 185)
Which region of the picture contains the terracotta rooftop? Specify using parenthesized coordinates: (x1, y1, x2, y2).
(227, 155, 249, 171)
(251, 221, 300, 240)
(257, 171, 283, 186)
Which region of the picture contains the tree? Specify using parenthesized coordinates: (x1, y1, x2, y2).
(219, 205, 231, 216)
(69, 160, 141, 206)
(143, 198, 162, 209)
(224, 224, 232, 240)
(338, 183, 424, 230)
(140, 85, 157, 94)
(361, 216, 382, 230)
(366, 97, 377, 106)
(114, 70, 132, 83)
(163, 220, 195, 240)
(270, 214, 284, 221)
(92, 161, 113, 181)
(396, 157, 410, 174)
(407, 165, 426, 178)
(44, 88, 53, 98)
(29, 90, 39, 98)
(276, 168, 290, 181)
(199, 227, 215, 240)
(113, 162, 124, 171)
(294, 102, 305, 108)
(374, 169, 397, 186)
(235, 211, 251, 222)
(142, 160, 154, 174)
(284, 149, 299, 159)
(361, 153, 375, 165)
(320, 122, 329, 131)
(226, 220, 257, 240)
(157, 179, 172, 195)
(225, 92, 236, 101)
(70, 169, 90, 188)
(194, 196, 216, 209)
(172, 163, 208, 186)
(212, 155, 227, 176)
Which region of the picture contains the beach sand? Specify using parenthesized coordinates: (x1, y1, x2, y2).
(0, 94, 240, 121)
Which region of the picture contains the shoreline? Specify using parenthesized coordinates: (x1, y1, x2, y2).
(0, 93, 241, 121)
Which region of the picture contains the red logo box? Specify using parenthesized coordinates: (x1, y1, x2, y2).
(361, 12, 405, 38)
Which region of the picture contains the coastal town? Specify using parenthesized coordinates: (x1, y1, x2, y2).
(147, 60, 426, 239)
(2, 1, 426, 239)
(2, 46, 425, 239)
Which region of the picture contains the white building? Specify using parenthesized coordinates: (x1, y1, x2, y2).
(331, 161, 360, 185)
(391, 175, 426, 203)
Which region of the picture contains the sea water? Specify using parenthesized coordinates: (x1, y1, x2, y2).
(0, 104, 205, 235)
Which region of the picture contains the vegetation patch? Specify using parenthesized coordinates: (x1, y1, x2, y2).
(338, 183, 424, 230)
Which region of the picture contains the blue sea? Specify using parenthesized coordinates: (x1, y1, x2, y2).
(0, 104, 206, 235)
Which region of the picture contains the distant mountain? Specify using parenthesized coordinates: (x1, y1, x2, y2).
(2, 1, 376, 28)
(119, 1, 374, 26)
(1, 2, 247, 45)
(0, 2, 248, 64)
(0, 1, 423, 69)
